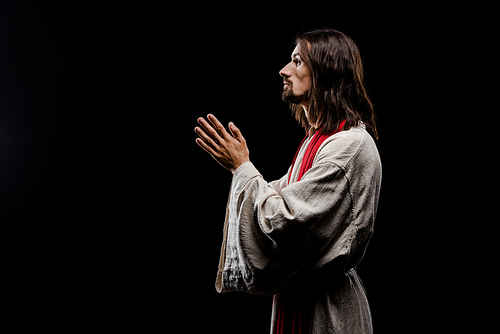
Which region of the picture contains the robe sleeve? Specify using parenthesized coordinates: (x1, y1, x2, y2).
(267, 169, 289, 195)
(216, 160, 355, 295)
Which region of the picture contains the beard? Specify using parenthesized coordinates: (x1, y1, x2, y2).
(281, 85, 308, 104)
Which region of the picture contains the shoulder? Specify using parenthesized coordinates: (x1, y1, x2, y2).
(315, 124, 380, 170)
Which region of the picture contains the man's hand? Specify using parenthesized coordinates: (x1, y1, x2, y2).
(195, 114, 250, 174)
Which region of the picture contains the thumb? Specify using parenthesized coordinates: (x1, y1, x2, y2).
(229, 122, 244, 141)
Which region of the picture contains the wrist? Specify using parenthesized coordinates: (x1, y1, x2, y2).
(231, 160, 250, 174)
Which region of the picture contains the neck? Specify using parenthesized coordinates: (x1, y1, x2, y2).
(301, 104, 320, 137)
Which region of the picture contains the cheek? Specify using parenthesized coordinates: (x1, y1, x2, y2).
(297, 66, 311, 81)
(295, 69, 311, 92)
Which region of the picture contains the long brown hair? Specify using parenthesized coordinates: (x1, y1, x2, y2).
(291, 29, 378, 139)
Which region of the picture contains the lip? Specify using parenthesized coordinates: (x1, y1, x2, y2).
(283, 81, 291, 87)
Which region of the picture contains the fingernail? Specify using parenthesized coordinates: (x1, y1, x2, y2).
(229, 122, 234, 128)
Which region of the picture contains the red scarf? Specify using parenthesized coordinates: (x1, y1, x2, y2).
(287, 120, 345, 185)
(276, 120, 345, 334)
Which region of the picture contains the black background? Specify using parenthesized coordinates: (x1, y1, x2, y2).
(0, 1, 473, 332)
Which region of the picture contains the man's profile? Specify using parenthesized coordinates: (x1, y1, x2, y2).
(195, 29, 381, 334)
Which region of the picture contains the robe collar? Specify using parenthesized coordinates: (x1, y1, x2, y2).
(287, 120, 345, 185)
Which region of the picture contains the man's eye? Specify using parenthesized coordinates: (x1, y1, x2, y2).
(294, 59, 302, 66)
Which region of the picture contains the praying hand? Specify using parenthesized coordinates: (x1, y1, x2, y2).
(195, 114, 250, 174)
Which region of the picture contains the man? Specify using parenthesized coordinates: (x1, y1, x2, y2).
(195, 29, 381, 334)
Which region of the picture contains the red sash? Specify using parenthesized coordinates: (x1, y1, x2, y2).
(277, 120, 345, 334)
(287, 120, 345, 185)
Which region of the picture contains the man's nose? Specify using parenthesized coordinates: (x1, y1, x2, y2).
(279, 63, 292, 78)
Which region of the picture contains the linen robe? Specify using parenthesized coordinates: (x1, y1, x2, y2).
(216, 124, 382, 333)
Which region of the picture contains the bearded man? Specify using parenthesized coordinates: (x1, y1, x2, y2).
(195, 29, 381, 334)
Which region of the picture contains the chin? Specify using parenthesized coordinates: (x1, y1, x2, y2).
(282, 89, 307, 104)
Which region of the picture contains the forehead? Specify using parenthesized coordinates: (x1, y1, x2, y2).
(291, 44, 302, 58)
(291, 41, 311, 58)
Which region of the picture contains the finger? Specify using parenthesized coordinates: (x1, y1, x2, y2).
(195, 126, 219, 150)
(207, 114, 231, 140)
(197, 117, 223, 144)
(229, 122, 245, 142)
(195, 137, 219, 158)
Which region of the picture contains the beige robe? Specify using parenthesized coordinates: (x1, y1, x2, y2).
(216, 124, 382, 333)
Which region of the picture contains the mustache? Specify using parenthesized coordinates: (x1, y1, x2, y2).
(283, 79, 292, 85)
